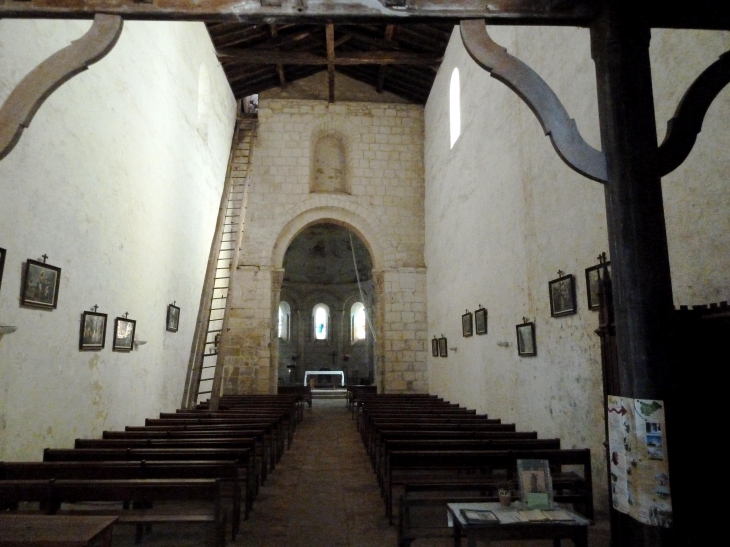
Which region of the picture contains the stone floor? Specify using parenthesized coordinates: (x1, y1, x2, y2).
(112, 399, 611, 547)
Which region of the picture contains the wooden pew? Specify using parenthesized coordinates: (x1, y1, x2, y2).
(42, 447, 255, 525)
(144, 418, 287, 458)
(124, 423, 279, 469)
(376, 438, 562, 490)
(0, 478, 226, 547)
(73, 437, 261, 488)
(0, 460, 244, 539)
(384, 448, 593, 524)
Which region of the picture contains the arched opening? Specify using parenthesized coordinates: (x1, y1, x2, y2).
(277, 222, 375, 390)
(278, 301, 291, 341)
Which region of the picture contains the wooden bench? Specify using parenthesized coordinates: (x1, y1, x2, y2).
(0, 460, 243, 539)
(43, 447, 255, 526)
(0, 478, 226, 547)
(377, 438, 562, 491)
(384, 448, 593, 524)
(74, 437, 261, 488)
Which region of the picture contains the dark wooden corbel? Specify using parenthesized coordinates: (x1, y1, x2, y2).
(460, 19, 607, 183)
(657, 50, 730, 176)
(0, 13, 124, 161)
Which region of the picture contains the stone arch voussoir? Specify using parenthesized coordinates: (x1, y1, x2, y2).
(270, 201, 391, 272)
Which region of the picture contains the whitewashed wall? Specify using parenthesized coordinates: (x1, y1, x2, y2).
(425, 26, 730, 514)
(0, 20, 236, 460)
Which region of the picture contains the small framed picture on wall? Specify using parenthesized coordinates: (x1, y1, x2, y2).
(21, 258, 61, 310)
(462, 310, 473, 337)
(548, 273, 577, 317)
(113, 315, 136, 352)
(516, 321, 536, 357)
(432, 336, 439, 357)
(166, 303, 180, 332)
(0, 247, 6, 293)
(79, 310, 108, 351)
(438, 336, 448, 358)
(585, 262, 611, 311)
(475, 307, 487, 335)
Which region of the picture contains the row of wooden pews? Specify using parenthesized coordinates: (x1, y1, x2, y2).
(0, 393, 301, 547)
(354, 393, 594, 547)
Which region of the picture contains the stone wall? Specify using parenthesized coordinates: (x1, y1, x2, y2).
(0, 20, 236, 460)
(219, 93, 428, 394)
(424, 25, 730, 515)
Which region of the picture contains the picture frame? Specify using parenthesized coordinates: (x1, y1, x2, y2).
(166, 303, 180, 332)
(21, 259, 61, 309)
(548, 273, 577, 317)
(431, 336, 439, 357)
(0, 247, 6, 293)
(516, 322, 536, 357)
(79, 311, 108, 351)
(585, 262, 611, 311)
(475, 307, 488, 335)
(113, 316, 136, 352)
(438, 336, 448, 358)
(517, 459, 554, 510)
(462, 311, 473, 337)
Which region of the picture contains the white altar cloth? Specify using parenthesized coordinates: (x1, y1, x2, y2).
(303, 370, 345, 387)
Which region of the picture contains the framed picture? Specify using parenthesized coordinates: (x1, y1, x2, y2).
(21, 259, 61, 309)
(166, 303, 180, 332)
(585, 262, 611, 311)
(475, 307, 488, 335)
(462, 311, 473, 337)
(0, 247, 6, 293)
(517, 459, 554, 510)
(431, 337, 439, 357)
(438, 336, 448, 358)
(79, 311, 108, 351)
(113, 316, 136, 352)
(516, 322, 536, 357)
(548, 273, 576, 317)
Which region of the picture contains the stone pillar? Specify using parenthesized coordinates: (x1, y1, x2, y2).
(218, 266, 275, 395)
(591, 4, 675, 546)
(379, 268, 429, 393)
(270, 269, 285, 393)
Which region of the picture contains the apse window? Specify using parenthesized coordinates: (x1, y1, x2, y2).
(313, 303, 329, 340)
(450, 67, 461, 148)
(351, 302, 366, 342)
(278, 301, 290, 341)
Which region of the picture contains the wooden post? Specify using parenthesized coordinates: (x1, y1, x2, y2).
(591, 3, 675, 546)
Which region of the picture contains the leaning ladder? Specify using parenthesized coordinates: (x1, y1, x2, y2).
(182, 116, 257, 408)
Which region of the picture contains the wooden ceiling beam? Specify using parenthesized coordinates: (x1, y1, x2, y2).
(376, 24, 396, 94)
(270, 23, 287, 89)
(216, 49, 442, 65)
(326, 23, 336, 103)
(0, 1, 600, 27)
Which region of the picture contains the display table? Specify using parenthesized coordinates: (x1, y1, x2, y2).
(0, 515, 118, 547)
(447, 502, 590, 547)
(303, 370, 345, 387)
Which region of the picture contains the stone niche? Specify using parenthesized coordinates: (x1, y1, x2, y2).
(310, 132, 349, 194)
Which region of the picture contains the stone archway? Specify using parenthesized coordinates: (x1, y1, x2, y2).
(270, 208, 385, 394)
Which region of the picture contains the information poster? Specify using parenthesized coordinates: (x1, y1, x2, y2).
(607, 396, 672, 528)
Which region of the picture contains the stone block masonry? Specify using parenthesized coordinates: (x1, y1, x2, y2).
(220, 99, 428, 394)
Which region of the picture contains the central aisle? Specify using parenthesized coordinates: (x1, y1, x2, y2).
(234, 399, 396, 547)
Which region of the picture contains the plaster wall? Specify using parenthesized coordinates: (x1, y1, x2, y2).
(220, 96, 428, 394)
(0, 20, 236, 460)
(425, 25, 730, 515)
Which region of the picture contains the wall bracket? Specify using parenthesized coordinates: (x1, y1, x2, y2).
(0, 13, 123, 161)
(460, 19, 607, 183)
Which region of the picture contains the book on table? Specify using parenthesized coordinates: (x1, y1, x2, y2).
(460, 509, 499, 525)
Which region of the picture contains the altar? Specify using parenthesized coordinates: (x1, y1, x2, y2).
(303, 370, 345, 388)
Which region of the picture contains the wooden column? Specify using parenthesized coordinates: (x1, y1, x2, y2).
(591, 3, 675, 547)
